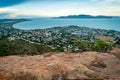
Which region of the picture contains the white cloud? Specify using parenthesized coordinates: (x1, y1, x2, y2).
(0, 8, 18, 13)
(0, 0, 120, 18)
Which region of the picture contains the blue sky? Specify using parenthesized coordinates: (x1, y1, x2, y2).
(0, 0, 120, 18)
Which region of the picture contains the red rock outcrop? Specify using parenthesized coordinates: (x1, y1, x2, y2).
(0, 52, 120, 80)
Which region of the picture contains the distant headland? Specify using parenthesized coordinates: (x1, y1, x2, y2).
(55, 14, 114, 19)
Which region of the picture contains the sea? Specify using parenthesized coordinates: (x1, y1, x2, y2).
(14, 18, 120, 31)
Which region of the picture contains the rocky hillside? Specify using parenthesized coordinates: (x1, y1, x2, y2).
(0, 51, 120, 80)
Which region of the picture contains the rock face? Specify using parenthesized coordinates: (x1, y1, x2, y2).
(0, 52, 120, 80)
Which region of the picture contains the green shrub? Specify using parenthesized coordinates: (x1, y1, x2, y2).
(75, 40, 93, 51)
(92, 40, 113, 52)
(75, 40, 113, 53)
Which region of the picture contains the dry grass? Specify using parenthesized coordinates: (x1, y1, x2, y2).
(0, 51, 120, 80)
(96, 35, 114, 42)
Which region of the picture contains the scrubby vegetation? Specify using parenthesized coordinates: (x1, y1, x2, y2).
(0, 37, 113, 56)
(93, 40, 113, 52)
(74, 40, 113, 53)
(0, 38, 53, 56)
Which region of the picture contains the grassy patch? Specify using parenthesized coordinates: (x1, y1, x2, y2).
(96, 36, 114, 42)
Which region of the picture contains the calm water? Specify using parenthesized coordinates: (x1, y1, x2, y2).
(14, 18, 120, 31)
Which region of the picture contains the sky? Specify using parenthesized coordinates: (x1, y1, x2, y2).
(0, 0, 120, 18)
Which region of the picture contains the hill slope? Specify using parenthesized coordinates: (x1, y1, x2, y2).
(0, 51, 120, 80)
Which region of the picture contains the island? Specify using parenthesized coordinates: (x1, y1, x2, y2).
(55, 14, 113, 19)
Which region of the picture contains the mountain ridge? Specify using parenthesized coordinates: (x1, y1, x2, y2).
(55, 14, 114, 19)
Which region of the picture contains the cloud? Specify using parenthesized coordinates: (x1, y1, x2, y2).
(0, 8, 18, 13)
(0, 0, 119, 17)
(0, 0, 27, 7)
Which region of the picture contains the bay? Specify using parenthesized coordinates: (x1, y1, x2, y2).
(14, 18, 120, 31)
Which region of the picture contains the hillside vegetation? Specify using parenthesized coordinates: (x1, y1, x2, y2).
(0, 38, 53, 56)
(0, 38, 113, 56)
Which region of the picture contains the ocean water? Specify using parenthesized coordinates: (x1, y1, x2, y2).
(14, 18, 120, 31)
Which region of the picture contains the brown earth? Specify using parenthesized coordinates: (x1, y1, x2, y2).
(0, 51, 120, 80)
(108, 48, 120, 59)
